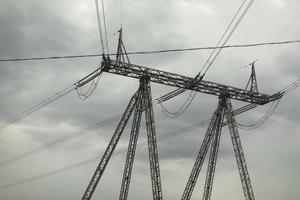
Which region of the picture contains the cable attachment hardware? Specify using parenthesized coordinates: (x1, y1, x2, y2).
(75, 67, 103, 100)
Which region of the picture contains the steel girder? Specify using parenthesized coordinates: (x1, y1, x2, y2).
(181, 99, 224, 200)
(82, 92, 138, 200)
(225, 98, 255, 200)
(119, 89, 144, 200)
(101, 58, 282, 105)
(202, 97, 226, 200)
(142, 77, 164, 200)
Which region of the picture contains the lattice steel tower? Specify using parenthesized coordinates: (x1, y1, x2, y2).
(80, 29, 282, 200)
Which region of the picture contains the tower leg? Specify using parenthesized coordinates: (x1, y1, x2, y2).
(142, 78, 164, 200)
(203, 97, 226, 200)
(181, 98, 225, 200)
(119, 88, 144, 200)
(225, 98, 255, 200)
(82, 91, 139, 200)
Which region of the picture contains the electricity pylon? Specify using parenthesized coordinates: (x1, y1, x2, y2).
(80, 29, 283, 200)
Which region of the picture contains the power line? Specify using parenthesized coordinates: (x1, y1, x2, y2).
(95, 0, 106, 54)
(0, 103, 261, 190)
(280, 78, 300, 95)
(0, 39, 298, 189)
(158, 0, 255, 119)
(0, 115, 120, 168)
(0, 40, 299, 62)
(0, 63, 104, 131)
(0, 85, 75, 131)
(0, 119, 209, 190)
(0, 38, 296, 134)
(0, 97, 153, 165)
(76, 68, 102, 100)
(101, 0, 109, 54)
(0, 61, 263, 168)
(160, 91, 196, 118)
(0, 44, 99, 106)
(200, 0, 254, 76)
(236, 77, 300, 130)
(256, 10, 300, 61)
(237, 97, 282, 130)
(0, 62, 263, 167)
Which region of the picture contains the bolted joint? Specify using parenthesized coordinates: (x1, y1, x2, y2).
(219, 91, 230, 99)
(139, 75, 151, 83)
(101, 57, 111, 72)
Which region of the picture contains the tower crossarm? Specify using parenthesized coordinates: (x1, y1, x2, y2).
(101, 58, 281, 105)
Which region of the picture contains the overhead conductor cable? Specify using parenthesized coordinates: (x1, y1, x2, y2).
(159, 0, 255, 118)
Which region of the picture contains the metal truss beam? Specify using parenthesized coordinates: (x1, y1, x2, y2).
(143, 77, 164, 200)
(101, 58, 281, 105)
(203, 97, 226, 200)
(181, 98, 224, 200)
(225, 98, 255, 200)
(82, 92, 138, 200)
(119, 89, 144, 200)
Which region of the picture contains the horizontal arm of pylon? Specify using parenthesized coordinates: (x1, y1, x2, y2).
(101, 59, 278, 105)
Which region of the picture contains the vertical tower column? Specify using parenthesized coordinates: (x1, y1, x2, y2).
(181, 97, 225, 200)
(119, 88, 144, 200)
(225, 98, 255, 200)
(142, 77, 164, 200)
(202, 96, 226, 200)
(82, 91, 138, 200)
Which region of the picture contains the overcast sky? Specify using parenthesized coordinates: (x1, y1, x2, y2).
(0, 0, 300, 199)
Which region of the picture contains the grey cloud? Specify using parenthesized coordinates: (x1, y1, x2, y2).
(1, 0, 300, 199)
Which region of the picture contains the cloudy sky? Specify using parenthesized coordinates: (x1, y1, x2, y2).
(0, 0, 300, 199)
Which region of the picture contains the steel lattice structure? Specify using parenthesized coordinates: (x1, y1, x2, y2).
(80, 30, 283, 200)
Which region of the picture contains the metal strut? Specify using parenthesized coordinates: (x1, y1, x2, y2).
(245, 62, 259, 94)
(116, 28, 130, 64)
(202, 97, 226, 200)
(225, 98, 255, 200)
(182, 95, 256, 200)
(82, 92, 138, 200)
(143, 77, 164, 200)
(83, 77, 163, 200)
(101, 59, 281, 105)
(119, 88, 144, 200)
(181, 98, 224, 200)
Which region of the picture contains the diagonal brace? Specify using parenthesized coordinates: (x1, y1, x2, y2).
(181, 97, 225, 200)
(143, 77, 164, 200)
(202, 97, 226, 200)
(225, 98, 255, 200)
(82, 91, 138, 200)
(119, 88, 144, 200)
